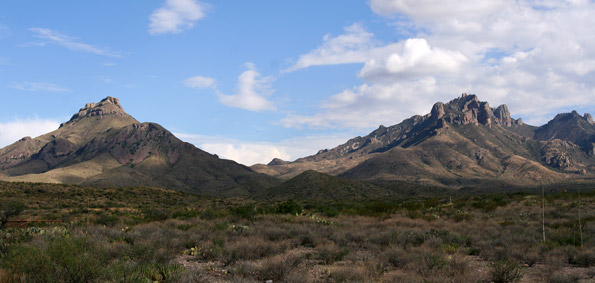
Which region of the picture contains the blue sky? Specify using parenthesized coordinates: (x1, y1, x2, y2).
(1, 0, 594, 165)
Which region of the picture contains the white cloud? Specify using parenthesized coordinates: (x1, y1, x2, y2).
(174, 133, 351, 166)
(216, 64, 275, 111)
(149, 0, 207, 35)
(286, 23, 375, 72)
(0, 119, 60, 148)
(359, 38, 468, 82)
(281, 1, 595, 129)
(185, 76, 215, 88)
(281, 79, 445, 129)
(11, 82, 70, 93)
(29, 28, 123, 57)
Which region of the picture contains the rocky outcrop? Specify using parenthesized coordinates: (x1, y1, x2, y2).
(541, 140, 576, 170)
(585, 113, 594, 125)
(439, 94, 521, 128)
(63, 96, 127, 127)
(494, 104, 513, 127)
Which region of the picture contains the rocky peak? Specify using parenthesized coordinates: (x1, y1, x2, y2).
(585, 113, 593, 125)
(430, 102, 445, 120)
(63, 96, 128, 126)
(435, 94, 520, 128)
(268, 158, 290, 166)
(494, 104, 513, 126)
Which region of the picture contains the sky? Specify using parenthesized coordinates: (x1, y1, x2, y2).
(0, 0, 594, 166)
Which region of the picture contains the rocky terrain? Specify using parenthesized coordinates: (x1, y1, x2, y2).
(253, 94, 595, 188)
(0, 97, 277, 196)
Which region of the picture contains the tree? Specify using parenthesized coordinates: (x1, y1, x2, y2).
(0, 200, 26, 229)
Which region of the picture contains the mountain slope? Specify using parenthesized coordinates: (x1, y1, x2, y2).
(255, 170, 395, 201)
(253, 94, 595, 187)
(0, 97, 277, 196)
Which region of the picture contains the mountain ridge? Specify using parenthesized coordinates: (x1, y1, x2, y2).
(253, 93, 595, 188)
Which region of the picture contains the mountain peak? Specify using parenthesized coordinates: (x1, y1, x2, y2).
(437, 93, 518, 127)
(63, 96, 129, 126)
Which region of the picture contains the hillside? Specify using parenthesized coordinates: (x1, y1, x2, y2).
(255, 170, 395, 201)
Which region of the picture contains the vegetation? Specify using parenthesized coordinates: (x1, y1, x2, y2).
(0, 200, 25, 229)
(0, 181, 594, 282)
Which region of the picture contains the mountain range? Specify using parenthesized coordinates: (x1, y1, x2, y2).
(252, 93, 595, 188)
(1, 94, 593, 197)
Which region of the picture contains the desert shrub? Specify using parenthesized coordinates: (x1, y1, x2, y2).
(0, 201, 26, 229)
(573, 249, 595, 267)
(199, 208, 217, 220)
(547, 272, 580, 283)
(424, 198, 440, 208)
(260, 225, 292, 241)
(276, 199, 302, 215)
(488, 260, 523, 283)
(256, 254, 302, 281)
(316, 244, 350, 265)
(143, 207, 171, 222)
(171, 208, 201, 219)
(299, 234, 316, 247)
(224, 237, 287, 264)
(418, 250, 446, 274)
(229, 204, 257, 220)
(454, 211, 473, 222)
(382, 272, 423, 283)
(329, 265, 369, 282)
(94, 211, 119, 226)
(384, 248, 414, 268)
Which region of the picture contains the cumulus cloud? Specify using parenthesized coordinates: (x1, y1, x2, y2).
(185, 65, 276, 111)
(149, 0, 207, 35)
(174, 133, 351, 166)
(11, 82, 70, 93)
(0, 119, 60, 148)
(185, 76, 215, 88)
(217, 66, 275, 111)
(359, 38, 468, 82)
(281, 0, 595, 129)
(29, 28, 123, 57)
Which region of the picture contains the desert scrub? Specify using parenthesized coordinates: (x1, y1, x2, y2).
(488, 260, 523, 283)
(0, 236, 105, 282)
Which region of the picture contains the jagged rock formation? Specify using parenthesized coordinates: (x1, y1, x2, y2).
(0, 97, 277, 196)
(253, 94, 595, 188)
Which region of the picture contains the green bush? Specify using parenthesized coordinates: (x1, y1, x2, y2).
(0, 201, 26, 229)
(276, 199, 302, 215)
(94, 211, 119, 226)
(229, 204, 257, 220)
